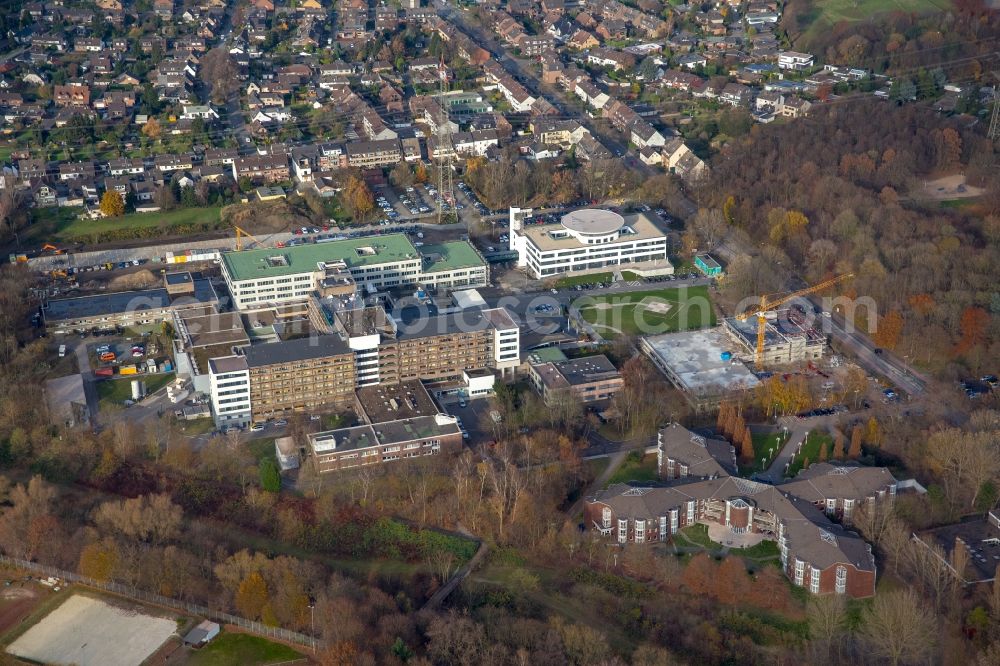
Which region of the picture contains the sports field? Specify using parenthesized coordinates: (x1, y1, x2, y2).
(6, 594, 177, 666)
(573, 286, 716, 339)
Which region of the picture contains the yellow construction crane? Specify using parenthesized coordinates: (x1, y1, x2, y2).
(234, 226, 263, 251)
(736, 274, 854, 367)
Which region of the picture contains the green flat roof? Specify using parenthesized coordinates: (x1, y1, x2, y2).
(528, 347, 568, 363)
(420, 241, 486, 273)
(223, 233, 420, 282)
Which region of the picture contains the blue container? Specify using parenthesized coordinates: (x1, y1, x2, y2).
(721, 351, 732, 361)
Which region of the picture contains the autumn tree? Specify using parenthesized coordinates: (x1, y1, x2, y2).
(92, 494, 183, 544)
(141, 117, 161, 139)
(0, 475, 58, 561)
(319, 641, 359, 666)
(682, 552, 714, 595)
(236, 571, 270, 620)
(873, 309, 904, 350)
(848, 425, 863, 459)
(953, 306, 989, 357)
(343, 175, 375, 222)
(413, 161, 428, 184)
(741, 427, 754, 463)
(833, 430, 846, 460)
(99, 190, 125, 218)
(865, 417, 883, 447)
(79, 540, 118, 582)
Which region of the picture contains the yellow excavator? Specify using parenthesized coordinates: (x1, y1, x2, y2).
(736, 274, 854, 367)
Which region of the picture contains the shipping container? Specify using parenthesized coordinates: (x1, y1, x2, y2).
(95, 367, 115, 378)
(119, 365, 138, 376)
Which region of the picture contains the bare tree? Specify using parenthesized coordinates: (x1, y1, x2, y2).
(691, 208, 728, 250)
(0, 179, 29, 247)
(859, 588, 936, 666)
(853, 500, 898, 547)
(92, 494, 183, 545)
(807, 594, 847, 663)
(927, 428, 999, 513)
(485, 441, 527, 543)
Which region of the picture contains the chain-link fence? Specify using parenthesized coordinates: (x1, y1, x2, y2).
(0, 554, 318, 650)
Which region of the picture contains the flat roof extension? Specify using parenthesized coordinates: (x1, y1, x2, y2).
(222, 233, 420, 282)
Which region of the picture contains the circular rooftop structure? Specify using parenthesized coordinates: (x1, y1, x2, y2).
(561, 208, 624, 235)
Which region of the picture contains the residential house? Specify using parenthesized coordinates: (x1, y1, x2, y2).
(778, 51, 814, 71)
(232, 153, 291, 183)
(719, 82, 753, 107)
(574, 80, 610, 111)
(345, 139, 403, 169)
(53, 84, 90, 107)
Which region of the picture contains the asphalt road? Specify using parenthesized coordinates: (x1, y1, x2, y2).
(435, 0, 647, 171)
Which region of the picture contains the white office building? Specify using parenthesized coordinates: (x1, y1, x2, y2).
(508, 208, 673, 279)
(208, 356, 252, 428)
(221, 234, 488, 310)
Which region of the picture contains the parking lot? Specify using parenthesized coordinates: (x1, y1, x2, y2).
(435, 392, 498, 446)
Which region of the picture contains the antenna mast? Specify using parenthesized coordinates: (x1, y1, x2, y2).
(436, 56, 454, 224)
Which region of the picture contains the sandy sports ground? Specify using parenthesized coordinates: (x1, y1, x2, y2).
(918, 174, 985, 200)
(6, 593, 177, 666)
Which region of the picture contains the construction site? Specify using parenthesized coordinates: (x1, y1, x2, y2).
(640, 275, 855, 411)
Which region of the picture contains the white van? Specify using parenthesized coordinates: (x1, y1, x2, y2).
(58, 344, 66, 358)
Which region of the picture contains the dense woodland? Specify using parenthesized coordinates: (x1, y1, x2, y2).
(782, 0, 1000, 78)
(690, 100, 999, 378)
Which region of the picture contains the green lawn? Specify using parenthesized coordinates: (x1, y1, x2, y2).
(793, 0, 950, 50)
(939, 198, 979, 209)
(575, 286, 716, 337)
(247, 438, 277, 463)
(673, 524, 780, 561)
(675, 523, 715, 549)
(786, 431, 835, 478)
(97, 372, 174, 408)
(185, 631, 304, 666)
(177, 417, 217, 436)
(29, 206, 224, 244)
(605, 452, 659, 486)
(555, 270, 640, 288)
(739, 431, 786, 476)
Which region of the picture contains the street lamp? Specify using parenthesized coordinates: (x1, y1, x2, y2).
(308, 597, 316, 654)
